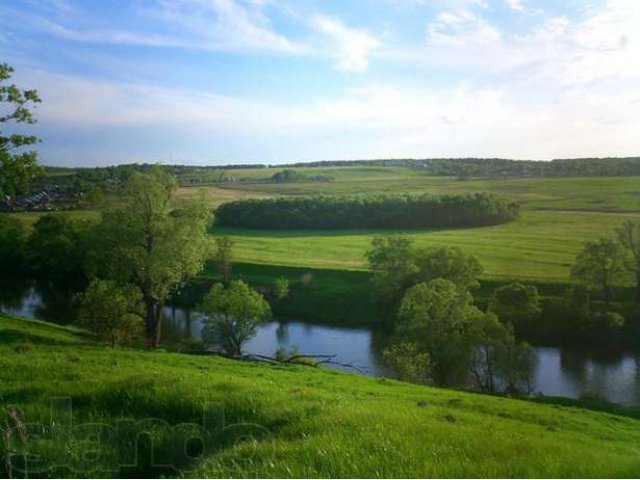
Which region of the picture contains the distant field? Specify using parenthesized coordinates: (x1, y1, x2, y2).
(214, 210, 640, 283)
(216, 171, 640, 212)
(6, 170, 640, 284)
(174, 185, 272, 209)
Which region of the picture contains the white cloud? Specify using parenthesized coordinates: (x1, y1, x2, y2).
(426, 10, 501, 47)
(504, 0, 525, 12)
(310, 14, 382, 72)
(22, 66, 640, 162)
(24, 0, 303, 54)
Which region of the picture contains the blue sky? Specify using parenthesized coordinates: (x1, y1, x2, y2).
(1, 0, 638, 166)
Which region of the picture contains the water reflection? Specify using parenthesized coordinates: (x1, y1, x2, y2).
(2, 283, 640, 406)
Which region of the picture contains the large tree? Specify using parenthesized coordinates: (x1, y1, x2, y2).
(366, 237, 483, 313)
(92, 169, 213, 347)
(395, 278, 485, 385)
(199, 280, 271, 356)
(617, 220, 640, 301)
(0, 63, 42, 197)
(489, 282, 542, 337)
(571, 238, 625, 305)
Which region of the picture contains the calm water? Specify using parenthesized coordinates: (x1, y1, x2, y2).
(4, 285, 640, 406)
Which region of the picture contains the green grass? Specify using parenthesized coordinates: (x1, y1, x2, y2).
(2, 313, 640, 478)
(216, 170, 640, 212)
(214, 210, 640, 283)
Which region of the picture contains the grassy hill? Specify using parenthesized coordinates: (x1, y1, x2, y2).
(2, 313, 640, 478)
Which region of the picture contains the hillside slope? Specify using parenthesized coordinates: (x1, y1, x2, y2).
(1, 313, 639, 478)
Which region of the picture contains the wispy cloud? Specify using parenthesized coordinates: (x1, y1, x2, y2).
(310, 14, 382, 72)
(17, 0, 304, 54)
(426, 9, 501, 47)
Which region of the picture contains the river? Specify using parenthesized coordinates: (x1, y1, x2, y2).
(3, 285, 640, 406)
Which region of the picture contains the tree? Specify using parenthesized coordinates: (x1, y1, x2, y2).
(77, 279, 144, 346)
(0, 63, 42, 197)
(467, 312, 513, 393)
(382, 342, 432, 385)
(0, 215, 28, 273)
(91, 170, 213, 347)
(617, 220, 640, 301)
(494, 341, 537, 395)
(26, 213, 92, 289)
(489, 282, 542, 336)
(571, 238, 625, 305)
(414, 246, 483, 291)
(366, 235, 418, 308)
(199, 280, 271, 356)
(395, 278, 483, 385)
(213, 236, 234, 281)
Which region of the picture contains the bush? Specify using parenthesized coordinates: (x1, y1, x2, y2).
(215, 193, 519, 230)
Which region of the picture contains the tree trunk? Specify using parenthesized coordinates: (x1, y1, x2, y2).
(153, 302, 164, 348)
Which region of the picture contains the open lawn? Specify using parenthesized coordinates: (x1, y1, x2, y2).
(2, 313, 640, 478)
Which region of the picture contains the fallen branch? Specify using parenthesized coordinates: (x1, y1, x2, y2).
(186, 350, 365, 374)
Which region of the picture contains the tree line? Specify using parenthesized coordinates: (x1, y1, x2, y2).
(215, 193, 520, 230)
(367, 226, 640, 393)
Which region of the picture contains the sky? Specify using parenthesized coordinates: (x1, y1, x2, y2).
(0, 0, 639, 167)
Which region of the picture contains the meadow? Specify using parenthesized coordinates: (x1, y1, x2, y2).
(9, 168, 640, 286)
(2, 313, 640, 478)
(203, 169, 640, 284)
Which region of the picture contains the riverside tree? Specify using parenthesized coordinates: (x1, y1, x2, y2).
(394, 278, 485, 386)
(214, 236, 235, 281)
(77, 279, 144, 346)
(617, 220, 640, 301)
(367, 236, 483, 313)
(0, 63, 42, 197)
(92, 169, 212, 347)
(199, 280, 271, 356)
(489, 282, 542, 337)
(571, 238, 625, 305)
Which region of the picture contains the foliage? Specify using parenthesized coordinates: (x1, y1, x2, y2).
(0, 63, 42, 197)
(272, 276, 290, 300)
(494, 341, 537, 395)
(271, 169, 307, 183)
(199, 280, 271, 356)
(395, 279, 484, 385)
(77, 279, 144, 346)
(213, 236, 234, 281)
(467, 312, 513, 393)
(617, 219, 640, 300)
(413, 245, 483, 290)
(571, 238, 626, 304)
(366, 235, 418, 307)
(26, 213, 92, 289)
(90, 170, 213, 346)
(215, 193, 519, 230)
(382, 342, 432, 385)
(0, 214, 28, 272)
(489, 282, 542, 336)
(367, 236, 483, 313)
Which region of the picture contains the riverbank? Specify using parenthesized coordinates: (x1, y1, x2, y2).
(2, 313, 640, 478)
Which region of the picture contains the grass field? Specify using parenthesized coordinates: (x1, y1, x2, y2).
(213, 169, 640, 212)
(6, 169, 640, 286)
(214, 210, 640, 283)
(2, 313, 640, 478)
